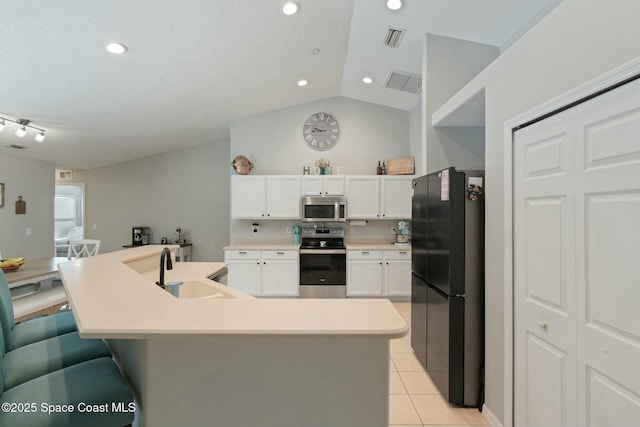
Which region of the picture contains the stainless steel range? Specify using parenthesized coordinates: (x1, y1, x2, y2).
(299, 227, 346, 298)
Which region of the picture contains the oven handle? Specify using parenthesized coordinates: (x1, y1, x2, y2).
(299, 249, 347, 255)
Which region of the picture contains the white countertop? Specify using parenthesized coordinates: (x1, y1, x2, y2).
(224, 243, 300, 251)
(347, 243, 411, 250)
(224, 242, 410, 250)
(59, 245, 408, 340)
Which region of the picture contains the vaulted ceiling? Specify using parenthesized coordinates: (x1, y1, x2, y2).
(0, 0, 558, 169)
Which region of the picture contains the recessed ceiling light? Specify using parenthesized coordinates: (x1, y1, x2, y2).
(362, 76, 374, 84)
(297, 79, 309, 87)
(386, 0, 403, 11)
(282, 1, 300, 15)
(106, 42, 128, 54)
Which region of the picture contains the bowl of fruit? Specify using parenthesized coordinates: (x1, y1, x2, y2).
(0, 257, 26, 272)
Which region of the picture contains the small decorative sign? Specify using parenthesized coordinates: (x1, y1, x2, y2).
(15, 195, 26, 215)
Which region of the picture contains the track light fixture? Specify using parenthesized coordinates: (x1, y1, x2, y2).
(0, 116, 46, 142)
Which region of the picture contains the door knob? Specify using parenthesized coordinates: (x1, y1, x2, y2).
(538, 320, 548, 330)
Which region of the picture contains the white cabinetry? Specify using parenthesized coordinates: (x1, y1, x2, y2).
(231, 176, 300, 219)
(346, 176, 412, 219)
(380, 176, 413, 219)
(347, 250, 383, 296)
(224, 250, 261, 295)
(301, 176, 345, 196)
(345, 176, 380, 219)
(382, 250, 411, 297)
(261, 251, 299, 296)
(225, 249, 298, 297)
(347, 248, 411, 298)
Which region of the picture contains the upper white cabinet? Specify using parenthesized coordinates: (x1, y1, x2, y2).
(301, 176, 345, 196)
(265, 176, 301, 218)
(380, 176, 413, 219)
(232, 174, 411, 220)
(232, 175, 300, 219)
(346, 176, 412, 219)
(231, 176, 265, 219)
(346, 176, 380, 219)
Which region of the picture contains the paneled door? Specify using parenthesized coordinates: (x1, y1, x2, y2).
(514, 108, 578, 427)
(514, 77, 640, 426)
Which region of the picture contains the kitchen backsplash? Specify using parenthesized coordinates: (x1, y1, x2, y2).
(230, 219, 409, 245)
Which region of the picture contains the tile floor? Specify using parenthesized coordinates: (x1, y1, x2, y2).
(389, 302, 489, 427)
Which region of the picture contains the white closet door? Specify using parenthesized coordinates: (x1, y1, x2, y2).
(514, 77, 640, 427)
(574, 78, 640, 427)
(514, 109, 578, 427)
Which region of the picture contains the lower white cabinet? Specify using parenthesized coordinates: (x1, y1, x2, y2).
(347, 251, 384, 296)
(261, 251, 299, 296)
(225, 250, 298, 297)
(383, 250, 411, 297)
(347, 249, 410, 298)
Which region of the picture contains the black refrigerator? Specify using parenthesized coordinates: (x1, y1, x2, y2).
(411, 167, 485, 407)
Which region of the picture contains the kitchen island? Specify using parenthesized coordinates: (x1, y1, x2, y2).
(58, 245, 408, 427)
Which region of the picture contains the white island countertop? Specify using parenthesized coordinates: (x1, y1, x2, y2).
(59, 245, 408, 340)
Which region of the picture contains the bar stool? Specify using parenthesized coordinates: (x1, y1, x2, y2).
(0, 271, 77, 350)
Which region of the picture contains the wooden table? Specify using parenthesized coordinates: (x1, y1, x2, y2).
(4, 257, 69, 288)
(4, 257, 70, 320)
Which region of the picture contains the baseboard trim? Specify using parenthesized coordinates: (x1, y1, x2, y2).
(482, 405, 504, 427)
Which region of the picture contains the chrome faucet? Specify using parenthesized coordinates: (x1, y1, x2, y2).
(156, 247, 173, 289)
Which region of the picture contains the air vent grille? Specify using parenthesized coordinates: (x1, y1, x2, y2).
(384, 71, 422, 94)
(7, 144, 27, 150)
(384, 27, 404, 48)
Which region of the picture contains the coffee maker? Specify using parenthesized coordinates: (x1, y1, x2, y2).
(132, 227, 150, 246)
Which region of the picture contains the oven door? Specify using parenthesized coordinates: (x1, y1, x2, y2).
(299, 250, 346, 298)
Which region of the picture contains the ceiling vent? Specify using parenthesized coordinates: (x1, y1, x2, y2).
(384, 70, 422, 94)
(7, 144, 27, 150)
(384, 27, 405, 48)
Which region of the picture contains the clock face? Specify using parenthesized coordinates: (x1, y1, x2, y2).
(303, 112, 340, 151)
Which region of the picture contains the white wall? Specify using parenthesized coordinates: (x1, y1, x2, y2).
(230, 96, 410, 175)
(0, 154, 55, 258)
(409, 101, 423, 175)
(453, 0, 640, 423)
(68, 140, 230, 261)
(425, 34, 499, 173)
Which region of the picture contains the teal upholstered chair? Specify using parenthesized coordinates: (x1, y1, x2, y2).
(0, 270, 77, 350)
(0, 313, 133, 426)
(0, 356, 135, 427)
(1, 330, 111, 390)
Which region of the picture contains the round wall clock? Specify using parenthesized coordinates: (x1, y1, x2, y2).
(303, 112, 340, 151)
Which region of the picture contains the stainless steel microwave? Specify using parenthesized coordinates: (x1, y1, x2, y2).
(301, 196, 347, 222)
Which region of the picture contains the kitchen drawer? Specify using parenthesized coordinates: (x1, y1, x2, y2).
(348, 250, 383, 260)
(384, 250, 410, 260)
(261, 250, 298, 260)
(224, 250, 261, 260)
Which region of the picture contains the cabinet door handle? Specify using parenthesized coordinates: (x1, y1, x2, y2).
(399, 251, 407, 254)
(239, 251, 247, 255)
(362, 251, 370, 255)
(276, 252, 285, 255)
